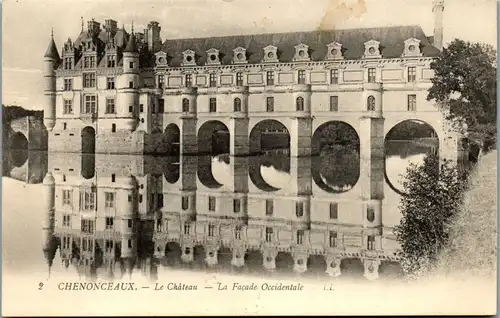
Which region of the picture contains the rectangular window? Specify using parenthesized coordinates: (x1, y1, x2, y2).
(64, 57, 73, 70)
(266, 97, 274, 112)
(408, 94, 417, 111)
(158, 75, 164, 88)
(329, 96, 338, 111)
(83, 73, 96, 88)
(296, 230, 304, 245)
(111, 123, 116, 132)
(63, 215, 71, 227)
(79, 189, 96, 211)
(209, 73, 217, 87)
(105, 217, 114, 229)
(367, 235, 375, 250)
(182, 99, 190, 112)
(181, 196, 189, 210)
(265, 199, 273, 216)
(296, 201, 304, 217)
(62, 189, 72, 205)
(80, 219, 95, 234)
(408, 66, 417, 82)
(329, 231, 337, 247)
(330, 69, 339, 84)
(235, 226, 242, 240)
(208, 224, 216, 237)
(106, 77, 115, 90)
(297, 70, 306, 84)
(184, 223, 191, 235)
(233, 199, 241, 213)
(82, 95, 97, 114)
(129, 61, 134, 69)
(266, 71, 274, 86)
(84, 56, 96, 68)
(104, 192, 115, 208)
(129, 105, 134, 113)
(208, 196, 216, 212)
(236, 72, 244, 86)
(265, 227, 273, 242)
(128, 219, 133, 228)
(140, 104, 144, 112)
(64, 79, 72, 91)
(105, 98, 115, 114)
(209, 98, 217, 112)
(128, 239, 132, 248)
(111, 174, 115, 182)
(158, 99, 165, 113)
(368, 68, 376, 83)
(107, 55, 116, 68)
(185, 74, 192, 87)
(129, 81, 134, 89)
(105, 240, 114, 252)
(330, 203, 338, 219)
(63, 100, 73, 114)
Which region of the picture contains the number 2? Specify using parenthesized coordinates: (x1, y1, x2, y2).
(38, 282, 44, 290)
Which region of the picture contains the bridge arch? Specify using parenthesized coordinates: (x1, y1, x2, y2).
(311, 121, 360, 193)
(384, 119, 439, 194)
(9, 132, 28, 150)
(81, 126, 96, 154)
(164, 124, 181, 156)
(249, 119, 291, 192)
(197, 120, 230, 189)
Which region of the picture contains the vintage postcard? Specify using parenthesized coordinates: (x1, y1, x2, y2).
(2, 0, 497, 316)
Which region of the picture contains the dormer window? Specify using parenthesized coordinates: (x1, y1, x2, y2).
(233, 47, 247, 64)
(64, 57, 73, 70)
(155, 51, 168, 67)
(206, 48, 221, 65)
(363, 40, 382, 59)
(326, 41, 343, 60)
(84, 56, 96, 68)
(293, 43, 310, 61)
(262, 45, 279, 63)
(182, 49, 196, 66)
(402, 38, 423, 57)
(107, 55, 116, 68)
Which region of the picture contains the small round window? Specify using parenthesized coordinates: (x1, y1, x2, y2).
(409, 45, 416, 52)
(210, 54, 217, 61)
(369, 47, 376, 54)
(330, 48, 337, 55)
(267, 51, 274, 58)
(186, 55, 193, 62)
(158, 57, 165, 63)
(298, 50, 305, 57)
(237, 53, 244, 60)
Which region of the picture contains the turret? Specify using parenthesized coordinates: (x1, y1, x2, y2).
(120, 28, 140, 132)
(119, 176, 137, 259)
(43, 31, 60, 131)
(433, 0, 445, 50)
(42, 172, 56, 277)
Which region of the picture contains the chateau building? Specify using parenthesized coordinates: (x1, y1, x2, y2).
(43, 1, 464, 163)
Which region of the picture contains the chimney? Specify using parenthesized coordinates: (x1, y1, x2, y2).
(432, 0, 444, 50)
(87, 19, 101, 37)
(105, 19, 118, 37)
(147, 21, 162, 53)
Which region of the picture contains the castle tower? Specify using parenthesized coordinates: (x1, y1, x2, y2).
(42, 172, 56, 277)
(120, 29, 140, 132)
(43, 31, 60, 131)
(433, 0, 445, 50)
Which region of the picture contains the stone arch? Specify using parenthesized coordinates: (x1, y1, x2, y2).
(385, 119, 439, 195)
(379, 260, 403, 280)
(81, 126, 96, 154)
(197, 120, 230, 189)
(9, 132, 28, 150)
(81, 154, 95, 179)
(217, 247, 232, 269)
(244, 250, 263, 273)
(306, 254, 327, 278)
(275, 251, 294, 273)
(163, 155, 180, 184)
(249, 119, 291, 192)
(165, 242, 182, 267)
(340, 258, 365, 278)
(193, 245, 206, 268)
(164, 123, 180, 156)
(311, 121, 360, 193)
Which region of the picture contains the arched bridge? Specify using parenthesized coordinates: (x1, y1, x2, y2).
(4, 116, 48, 151)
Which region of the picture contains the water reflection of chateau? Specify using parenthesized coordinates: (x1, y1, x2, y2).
(36, 150, 405, 282)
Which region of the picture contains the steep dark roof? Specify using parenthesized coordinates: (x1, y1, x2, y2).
(124, 33, 139, 53)
(44, 37, 60, 60)
(161, 25, 440, 67)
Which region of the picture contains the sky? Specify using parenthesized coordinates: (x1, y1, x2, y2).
(2, 0, 497, 110)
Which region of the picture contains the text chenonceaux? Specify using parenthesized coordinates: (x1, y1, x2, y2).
(57, 282, 305, 291)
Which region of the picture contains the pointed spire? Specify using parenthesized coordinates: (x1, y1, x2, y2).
(81, 17, 84, 32)
(44, 30, 60, 60)
(51, 27, 54, 38)
(124, 31, 138, 53)
(131, 20, 134, 34)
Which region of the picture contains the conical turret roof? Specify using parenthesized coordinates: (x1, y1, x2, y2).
(124, 33, 138, 53)
(44, 37, 61, 60)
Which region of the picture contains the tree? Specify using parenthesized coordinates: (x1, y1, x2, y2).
(427, 39, 497, 148)
(393, 154, 468, 279)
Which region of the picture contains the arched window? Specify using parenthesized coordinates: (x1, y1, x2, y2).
(296, 96, 304, 111)
(367, 206, 375, 222)
(367, 95, 375, 111)
(233, 97, 242, 112)
(182, 98, 190, 112)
